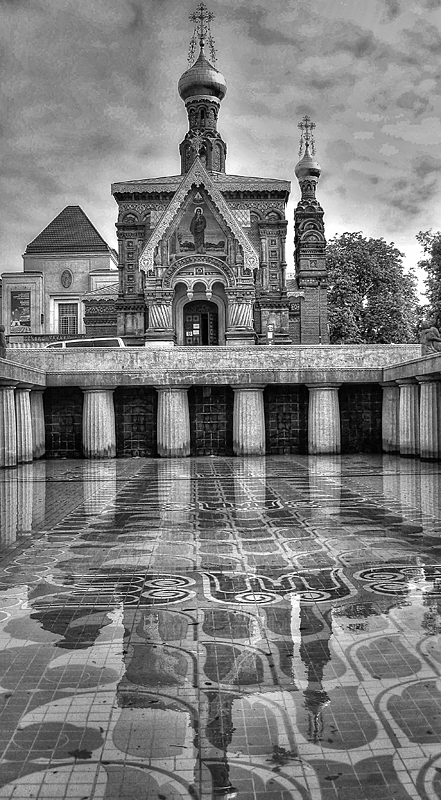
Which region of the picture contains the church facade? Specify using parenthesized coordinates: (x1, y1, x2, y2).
(112, 8, 328, 347)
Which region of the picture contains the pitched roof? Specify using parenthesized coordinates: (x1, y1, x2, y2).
(111, 173, 290, 196)
(82, 283, 119, 300)
(25, 206, 112, 255)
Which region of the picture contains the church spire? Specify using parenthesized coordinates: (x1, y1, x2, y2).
(178, 4, 227, 174)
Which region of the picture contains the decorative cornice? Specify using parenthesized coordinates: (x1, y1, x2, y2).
(139, 157, 259, 272)
(162, 254, 235, 288)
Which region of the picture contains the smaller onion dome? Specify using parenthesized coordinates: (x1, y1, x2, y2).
(178, 46, 227, 102)
(295, 145, 321, 181)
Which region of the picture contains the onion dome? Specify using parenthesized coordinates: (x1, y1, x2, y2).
(295, 144, 321, 181)
(178, 46, 227, 102)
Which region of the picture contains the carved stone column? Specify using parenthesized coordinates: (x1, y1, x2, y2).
(0, 385, 17, 468)
(144, 294, 175, 347)
(82, 387, 116, 459)
(30, 389, 46, 459)
(416, 375, 439, 460)
(232, 385, 266, 456)
(156, 386, 190, 458)
(398, 379, 420, 457)
(225, 294, 256, 346)
(381, 382, 400, 453)
(307, 384, 341, 455)
(15, 387, 33, 464)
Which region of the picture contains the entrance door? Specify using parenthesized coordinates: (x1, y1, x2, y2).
(184, 300, 218, 346)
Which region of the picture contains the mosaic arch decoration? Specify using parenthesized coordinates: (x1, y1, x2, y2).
(162, 254, 236, 289)
(139, 157, 259, 272)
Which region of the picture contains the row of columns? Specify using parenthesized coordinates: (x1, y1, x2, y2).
(0, 386, 46, 468)
(80, 383, 344, 460)
(2, 378, 439, 463)
(382, 376, 441, 461)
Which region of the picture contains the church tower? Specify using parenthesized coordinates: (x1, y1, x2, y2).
(294, 116, 329, 344)
(178, 4, 228, 174)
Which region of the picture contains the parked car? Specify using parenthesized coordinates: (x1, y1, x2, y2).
(45, 338, 126, 348)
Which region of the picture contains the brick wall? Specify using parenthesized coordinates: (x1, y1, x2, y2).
(264, 386, 309, 454)
(189, 386, 234, 456)
(44, 387, 83, 457)
(339, 383, 382, 453)
(114, 387, 157, 457)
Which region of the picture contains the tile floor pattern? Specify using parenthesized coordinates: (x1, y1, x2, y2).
(0, 455, 440, 799)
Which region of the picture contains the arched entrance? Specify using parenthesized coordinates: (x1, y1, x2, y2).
(183, 300, 219, 346)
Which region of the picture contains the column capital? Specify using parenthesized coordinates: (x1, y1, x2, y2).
(230, 384, 266, 392)
(415, 373, 441, 383)
(396, 377, 419, 385)
(155, 385, 191, 392)
(306, 383, 341, 390)
(380, 380, 400, 387)
(80, 385, 116, 393)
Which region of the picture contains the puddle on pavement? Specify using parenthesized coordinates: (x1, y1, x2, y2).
(0, 454, 440, 799)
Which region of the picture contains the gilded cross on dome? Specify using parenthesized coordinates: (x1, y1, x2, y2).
(298, 115, 316, 157)
(188, 3, 217, 65)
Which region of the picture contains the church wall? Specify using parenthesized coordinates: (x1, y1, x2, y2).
(264, 386, 309, 454)
(189, 386, 234, 455)
(339, 384, 383, 453)
(114, 387, 157, 457)
(43, 387, 83, 458)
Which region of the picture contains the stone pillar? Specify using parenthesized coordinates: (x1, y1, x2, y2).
(82, 387, 116, 459)
(15, 387, 33, 464)
(232, 385, 266, 456)
(416, 375, 440, 460)
(381, 382, 400, 453)
(398, 379, 420, 457)
(30, 389, 46, 459)
(307, 384, 341, 455)
(0, 385, 17, 468)
(156, 386, 190, 458)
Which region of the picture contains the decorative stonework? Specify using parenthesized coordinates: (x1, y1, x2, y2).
(139, 158, 259, 272)
(162, 255, 235, 288)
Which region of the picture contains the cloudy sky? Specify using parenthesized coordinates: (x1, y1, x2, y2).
(2, 0, 441, 296)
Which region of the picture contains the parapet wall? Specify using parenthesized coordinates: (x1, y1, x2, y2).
(7, 344, 422, 387)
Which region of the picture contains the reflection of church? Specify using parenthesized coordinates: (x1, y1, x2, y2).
(112, 3, 328, 346)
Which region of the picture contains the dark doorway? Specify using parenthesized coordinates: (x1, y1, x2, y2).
(184, 300, 218, 346)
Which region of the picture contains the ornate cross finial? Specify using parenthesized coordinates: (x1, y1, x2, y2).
(190, 132, 205, 155)
(188, 3, 217, 65)
(298, 115, 316, 157)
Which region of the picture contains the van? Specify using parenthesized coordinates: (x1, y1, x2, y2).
(45, 338, 126, 349)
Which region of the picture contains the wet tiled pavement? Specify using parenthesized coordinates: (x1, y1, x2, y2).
(0, 454, 440, 799)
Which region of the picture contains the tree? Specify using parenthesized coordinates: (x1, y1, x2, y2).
(416, 230, 441, 327)
(326, 232, 421, 344)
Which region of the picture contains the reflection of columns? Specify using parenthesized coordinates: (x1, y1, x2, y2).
(381, 382, 400, 453)
(30, 389, 46, 459)
(420, 461, 441, 523)
(0, 385, 17, 468)
(15, 387, 33, 463)
(156, 386, 190, 457)
(308, 455, 341, 519)
(232, 386, 265, 456)
(398, 379, 419, 457)
(307, 384, 341, 455)
(83, 461, 117, 517)
(16, 463, 33, 535)
(30, 460, 47, 528)
(0, 471, 17, 544)
(157, 458, 192, 525)
(416, 376, 440, 461)
(82, 387, 116, 459)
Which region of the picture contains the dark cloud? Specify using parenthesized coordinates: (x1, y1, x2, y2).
(383, 0, 402, 20)
(227, 6, 299, 48)
(396, 91, 432, 115)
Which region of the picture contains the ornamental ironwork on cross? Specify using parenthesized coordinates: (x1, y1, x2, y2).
(298, 115, 316, 157)
(188, 2, 217, 64)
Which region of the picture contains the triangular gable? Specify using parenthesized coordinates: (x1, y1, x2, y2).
(139, 159, 259, 272)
